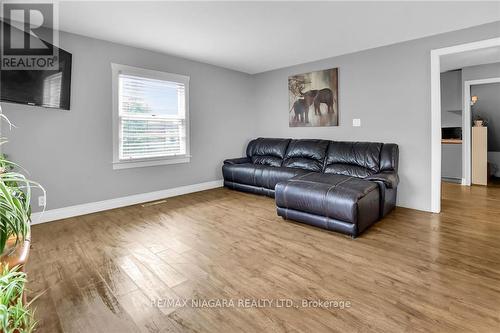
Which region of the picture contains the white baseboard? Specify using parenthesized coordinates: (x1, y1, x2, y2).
(31, 180, 224, 225)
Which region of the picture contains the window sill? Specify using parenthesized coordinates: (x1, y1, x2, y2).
(113, 156, 190, 170)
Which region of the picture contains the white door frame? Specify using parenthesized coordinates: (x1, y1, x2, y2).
(430, 37, 500, 213)
(463, 77, 500, 186)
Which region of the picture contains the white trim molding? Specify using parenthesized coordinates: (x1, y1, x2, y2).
(463, 77, 500, 186)
(31, 180, 223, 224)
(430, 37, 500, 213)
(112, 156, 191, 170)
(430, 48, 442, 213)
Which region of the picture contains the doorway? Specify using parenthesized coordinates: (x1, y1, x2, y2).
(430, 38, 500, 213)
(465, 79, 500, 185)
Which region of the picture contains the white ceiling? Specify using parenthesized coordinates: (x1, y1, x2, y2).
(440, 46, 500, 72)
(50, 1, 500, 73)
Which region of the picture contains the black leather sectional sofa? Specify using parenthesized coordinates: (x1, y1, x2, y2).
(222, 138, 399, 237)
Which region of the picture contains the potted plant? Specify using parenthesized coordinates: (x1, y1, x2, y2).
(0, 115, 44, 264)
(473, 114, 488, 127)
(0, 110, 45, 332)
(0, 265, 37, 332)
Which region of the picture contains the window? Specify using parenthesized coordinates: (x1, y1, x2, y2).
(111, 64, 190, 169)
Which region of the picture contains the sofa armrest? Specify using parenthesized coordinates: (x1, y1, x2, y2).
(366, 171, 399, 189)
(223, 157, 251, 165)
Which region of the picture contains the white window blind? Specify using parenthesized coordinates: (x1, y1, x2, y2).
(118, 74, 187, 161)
(42, 72, 62, 108)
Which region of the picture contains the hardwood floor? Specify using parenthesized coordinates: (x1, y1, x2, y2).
(27, 182, 500, 332)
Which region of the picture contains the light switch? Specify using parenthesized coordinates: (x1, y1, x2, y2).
(352, 118, 361, 127)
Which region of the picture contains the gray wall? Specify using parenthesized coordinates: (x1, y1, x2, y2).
(253, 21, 500, 212)
(2, 22, 500, 214)
(462, 62, 500, 131)
(440, 70, 462, 180)
(471, 82, 500, 151)
(442, 144, 462, 180)
(462, 62, 500, 82)
(1, 31, 255, 212)
(441, 70, 462, 127)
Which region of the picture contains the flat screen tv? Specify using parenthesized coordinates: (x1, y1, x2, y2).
(0, 41, 72, 110)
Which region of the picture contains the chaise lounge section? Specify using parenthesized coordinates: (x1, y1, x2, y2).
(222, 138, 399, 237)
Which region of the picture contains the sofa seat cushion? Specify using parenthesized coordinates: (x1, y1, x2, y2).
(251, 156, 283, 167)
(323, 163, 375, 178)
(275, 173, 379, 224)
(222, 163, 309, 190)
(257, 166, 310, 189)
(222, 163, 262, 187)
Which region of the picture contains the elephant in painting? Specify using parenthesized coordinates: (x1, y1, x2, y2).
(313, 88, 335, 115)
(302, 88, 335, 115)
(290, 98, 309, 123)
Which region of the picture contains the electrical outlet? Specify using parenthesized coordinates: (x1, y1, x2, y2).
(38, 196, 46, 207)
(352, 118, 361, 127)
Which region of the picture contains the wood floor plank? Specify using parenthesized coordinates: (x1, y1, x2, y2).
(129, 245, 187, 288)
(117, 289, 183, 333)
(26, 183, 500, 332)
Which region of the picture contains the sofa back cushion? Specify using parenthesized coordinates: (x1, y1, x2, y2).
(246, 138, 290, 167)
(324, 141, 382, 178)
(282, 139, 330, 172)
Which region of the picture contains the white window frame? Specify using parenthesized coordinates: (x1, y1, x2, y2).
(111, 63, 190, 170)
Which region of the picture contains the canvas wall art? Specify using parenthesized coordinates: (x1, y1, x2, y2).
(288, 68, 338, 127)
